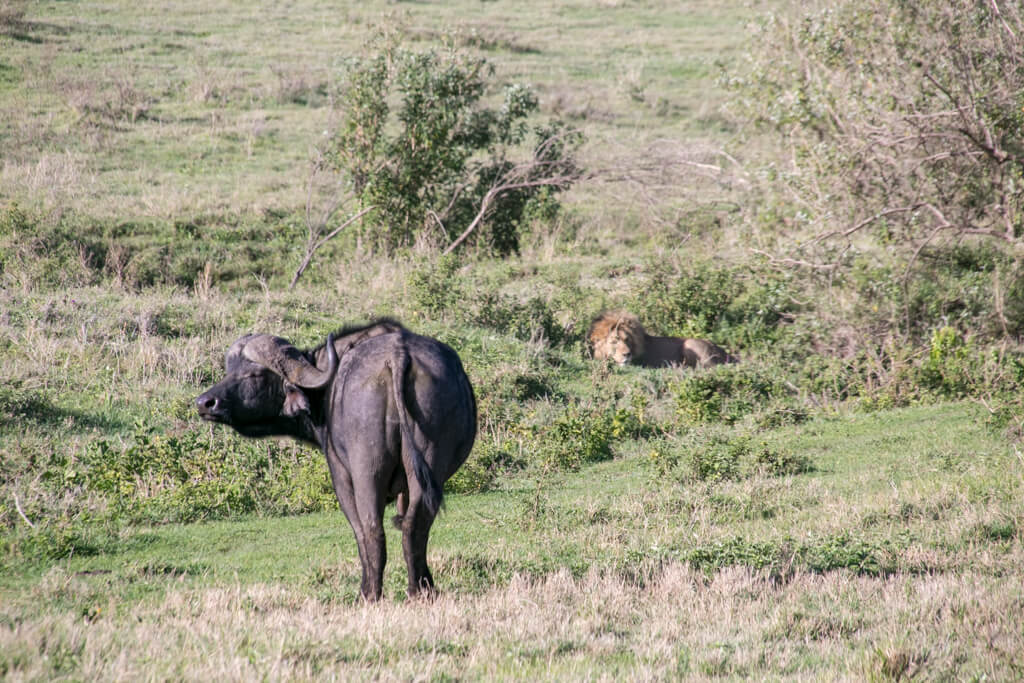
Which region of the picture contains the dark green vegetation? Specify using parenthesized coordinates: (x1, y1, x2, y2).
(2, 0, 1023, 679)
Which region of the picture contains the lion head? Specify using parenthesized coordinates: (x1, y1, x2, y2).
(588, 311, 647, 366)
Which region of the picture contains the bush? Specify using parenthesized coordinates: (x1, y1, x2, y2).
(537, 405, 616, 471)
(632, 261, 742, 338)
(408, 255, 464, 318)
(733, 0, 1024, 340)
(674, 364, 784, 425)
(74, 423, 336, 525)
(648, 427, 810, 485)
(629, 260, 797, 350)
(916, 326, 973, 398)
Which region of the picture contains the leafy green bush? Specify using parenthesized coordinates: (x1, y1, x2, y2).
(445, 439, 509, 494)
(685, 532, 895, 578)
(686, 432, 746, 482)
(628, 260, 797, 350)
(75, 423, 336, 524)
(916, 326, 973, 398)
(537, 405, 616, 471)
(471, 292, 566, 345)
(648, 427, 810, 484)
(752, 441, 813, 477)
(632, 261, 742, 338)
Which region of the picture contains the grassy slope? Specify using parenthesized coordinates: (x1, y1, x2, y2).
(2, 0, 1024, 680)
(1, 0, 749, 222)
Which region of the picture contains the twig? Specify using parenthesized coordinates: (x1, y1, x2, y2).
(988, 0, 1018, 42)
(13, 492, 35, 529)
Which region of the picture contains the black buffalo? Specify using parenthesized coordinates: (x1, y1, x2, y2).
(196, 320, 476, 600)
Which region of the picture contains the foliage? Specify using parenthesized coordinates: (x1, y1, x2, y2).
(654, 428, 807, 484)
(674, 364, 785, 425)
(0, 207, 307, 292)
(8, 423, 338, 550)
(630, 259, 798, 349)
(686, 532, 894, 577)
(917, 326, 973, 397)
(471, 292, 567, 346)
(738, 0, 1024, 252)
(407, 254, 465, 318)
(328, 37, 582, 254)
(631, 261, 743, 338)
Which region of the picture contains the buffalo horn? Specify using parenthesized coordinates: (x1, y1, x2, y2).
(242, 333, 338, 389)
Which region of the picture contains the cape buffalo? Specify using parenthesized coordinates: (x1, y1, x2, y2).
(196, 319, 477, 600)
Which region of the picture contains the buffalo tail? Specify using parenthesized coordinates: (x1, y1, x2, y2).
(388, 344, 443, 518)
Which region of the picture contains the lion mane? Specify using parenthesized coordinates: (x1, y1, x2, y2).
(587, 311, 737, 369)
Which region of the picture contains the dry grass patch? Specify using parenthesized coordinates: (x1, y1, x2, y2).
(3, 562, 1022, 680)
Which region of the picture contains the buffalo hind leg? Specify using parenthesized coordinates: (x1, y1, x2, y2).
(401, 491, 437, 597)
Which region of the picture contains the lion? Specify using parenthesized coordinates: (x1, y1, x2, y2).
(587, 311, 738, 369)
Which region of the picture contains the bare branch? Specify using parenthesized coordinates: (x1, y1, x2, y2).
(14, 491, 35, 529)
(290, 205, 375, 289)
(749, 248, 841, 271)
(988, 0, 1019, 43)
(442, 171, 581, 256)
(809, 205, 926, 245)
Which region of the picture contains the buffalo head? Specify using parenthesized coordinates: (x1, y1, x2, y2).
(196, 333, 338, 439)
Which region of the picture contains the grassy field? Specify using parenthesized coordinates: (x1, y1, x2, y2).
(2, 0, 1024, 680)
(3, 403, 1022, 679)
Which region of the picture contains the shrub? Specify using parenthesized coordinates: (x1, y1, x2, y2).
(916, 326, 973, 398)
(732, 0, 1024, 340)
(471, 292, 566, 346)
(649, 427, 811, 485)
(629, 260, 798, 350)
(328, 36, 582, 254)
(674, 364, 784, 425)
(445, 440, 507, 494)
(408, 254, 464, 318)
(75, 423, 336, 525)
(632, 261, 742, 338)
(687, 432, 746, 482)
(538, 405, 616, 471)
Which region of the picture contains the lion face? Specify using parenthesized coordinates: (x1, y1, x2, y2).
(588, 311, 647, 366)
(595, 327, 636, 365)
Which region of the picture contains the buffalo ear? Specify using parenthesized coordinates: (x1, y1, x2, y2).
(282, 382, 311, 417)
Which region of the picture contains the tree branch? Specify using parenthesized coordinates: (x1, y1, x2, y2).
(441, 130, 583, 255)
(290, 205, 376, 289)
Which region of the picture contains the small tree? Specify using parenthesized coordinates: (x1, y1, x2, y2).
(736, 0, 1024, 263)
(327, 37, 583, 255)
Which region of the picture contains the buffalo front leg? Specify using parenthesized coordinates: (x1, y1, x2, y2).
(355, 502, 388, 601)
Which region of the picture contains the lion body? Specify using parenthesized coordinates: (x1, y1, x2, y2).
(588, 311, 737, 369)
